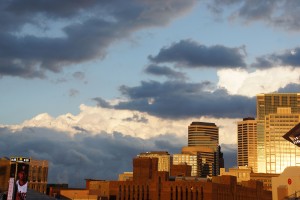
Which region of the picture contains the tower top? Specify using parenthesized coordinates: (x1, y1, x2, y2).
(190, 122, 216, 127)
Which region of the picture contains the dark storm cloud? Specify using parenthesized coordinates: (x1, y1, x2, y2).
(0, 0, 196, 78)
(220, 143, 237, 168)
(148, 40, 246, 68)
(92, 97, 112, 108)
(145, 64, 187, 80)
(277, 83, 300, 93)
(0, 127, 186, 187)
(0, 127, 237, 187)
(115, 80, 255, 119)
(207, 0, 300, 31)
(252, 48, 300, 69)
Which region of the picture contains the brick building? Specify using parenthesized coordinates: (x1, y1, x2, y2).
(107, 157, 272, 200)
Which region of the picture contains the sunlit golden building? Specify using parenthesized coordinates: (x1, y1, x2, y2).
(256, 93, 300, 173)
(237, 117, 257, 172)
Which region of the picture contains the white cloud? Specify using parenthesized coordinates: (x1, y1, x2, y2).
(217, 66, 300, 97)
(2, 104, 238, 144)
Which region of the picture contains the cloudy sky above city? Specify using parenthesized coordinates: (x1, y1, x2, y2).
(1, 0, 300, 187)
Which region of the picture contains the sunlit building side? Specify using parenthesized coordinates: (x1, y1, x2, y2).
(256, 93, 300, 173)
(237, 117, 258, 172)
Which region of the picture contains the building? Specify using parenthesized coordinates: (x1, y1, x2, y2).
(107, 157, 272, 200)
(265, 108, 300, 173)
(138, 151, 171, 174)
(118, 172, 133, 181)
(181, 146, 222, 177)
(57, 157, 272, 200)
(237, 117, 258, 172)
(220, 166, 279, 191)
(250, 173, 279, 191)
(0, 157, 48, 194)
(256, 93, 300, 173)
(28, 159, 49, 193)
(170, 163, 192, 177)
(173, 153, 198, 176)
(176, 122, 222, 177)
(272, 166, 300, 200)
(188, 122, 218, 148)
(46, 183, 68, 199)
(220, 166, 252, 183)
(0, 157, 10, 192)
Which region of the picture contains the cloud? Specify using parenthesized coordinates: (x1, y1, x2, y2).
(0, 0, 196, 78)
(148, 39, 246, 68)
(3, 104, 240, 144)
(69, 89, 79, 97)
(0, 127, 183, 187)
(277, 83, 300, 93)
(144, 64, 187, 80)
(73, 71, 85, 81)
(207, 0, 300, 31)
(217, 67, 300, 97)
(116, 80, 255, 118)
(92, 97, 113, 108)
(0, 126, 237, 187)
(123, 113, 149, 123)
(252, 47, 300, 69)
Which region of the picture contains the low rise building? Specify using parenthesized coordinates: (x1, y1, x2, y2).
(220, 167, 279, 191)
(0, 157, 48, 194)
(118, 172, 133, 181)
(272, 166, 300, 200)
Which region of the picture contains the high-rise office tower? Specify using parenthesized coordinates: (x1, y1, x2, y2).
(237, 117, 257, 172)
(188, 122, 219, 148)
(176, 122, 222, 177)
(256, 93, 300, 173)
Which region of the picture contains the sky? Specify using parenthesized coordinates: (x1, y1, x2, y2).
(0, 0, 300, 187)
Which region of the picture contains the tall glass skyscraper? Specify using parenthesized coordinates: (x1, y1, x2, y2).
(256, 93, 300, 173)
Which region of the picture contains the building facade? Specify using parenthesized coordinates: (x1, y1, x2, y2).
(138, 151, 171, 174)
(173, 154, 198, 176)
(118, 172, 133, 181)
(175, 122, 222, 177)
(0, 157, 10, 192)
(256, 93, 300, 173)
(220, 167, 279, 191)
(170, 163, 192, 177)
(0, 157, 48, 194)
(265, 108, 300, 173)
(272, 166, 300, 200)
(28, 159, 49, 193)
(237, 117, 258, 172)
(188, 122, 218, 148)
(107, 157, 272, 200)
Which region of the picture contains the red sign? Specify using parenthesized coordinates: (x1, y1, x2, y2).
(288, 178, 292, 185)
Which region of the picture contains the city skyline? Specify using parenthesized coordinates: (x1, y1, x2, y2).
(1, 0, 300, 187)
